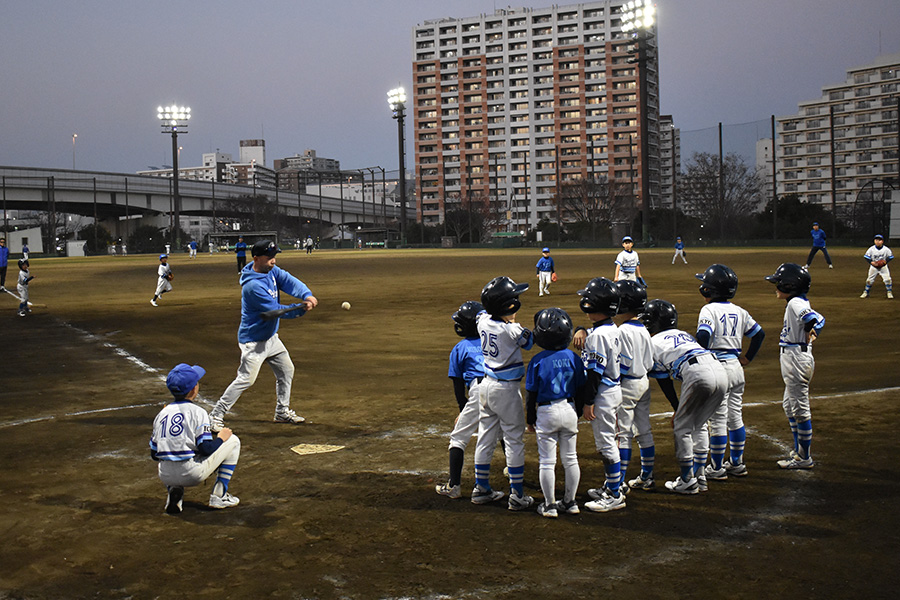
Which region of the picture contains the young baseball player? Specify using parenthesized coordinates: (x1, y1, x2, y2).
(614, 236, 643, 284)
(536, 247, 556, 296)
(860, 234, 893, 299)
(436, 301, 487, 499)
(695, 265, 765, 480)
(151, 254, 173, 307)
(471, 276, 534, 511)
(22, 243, 29, 260)
(672, 236, 687, 264)
(150, 363, 241, 513)
(576, 277, 626, 512)
(641, 299, 728, 494)
(188, 239, 198, 259)
(805, 222, 833, 269)
(526, 308, 586, 518)
(0, 237, 9, 291)
(210, 240, 317, 430)
(16, 259, 34, 317)
(235, 236, 248, 271)
(766, 263, 825, 469)
(612, 280, 656, 493)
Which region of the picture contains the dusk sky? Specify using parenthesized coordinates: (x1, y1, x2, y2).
(1, 0, 898, 175)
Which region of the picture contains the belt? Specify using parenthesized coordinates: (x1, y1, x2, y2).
(781, 344, 809, 352)
(687, 356, 699, 366)
(537, 399, 574, 406)
(475, 376, 484, 384)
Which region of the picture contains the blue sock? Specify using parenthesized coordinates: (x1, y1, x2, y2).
(680, 460, 693, 480)
(788, 417, 798, 452)
(709, 435, 727, 469)
(507, 465, 524, 496)
(639, 445, 655, 478)
(618, 447, 632, 483)
(605, 461, 621, 495)
(797, 419, 812, 460)
(214, 463, 236, 495)
(728, 427, 746, 464)
(474, 463, 491, 490)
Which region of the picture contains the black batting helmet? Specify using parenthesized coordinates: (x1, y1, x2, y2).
(452, 301, 483, 338)
(765, 263, 811, 296)
(577, 277, 619, 315)
(615, 279, 647, 314)
(638, 299, 679, 335)
(533, 307, 574, 351)
(696, 264, 738, 300)
(481, 276, 529, 317)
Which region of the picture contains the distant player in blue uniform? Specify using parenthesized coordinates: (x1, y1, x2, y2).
(436, 301, 487, 499)
(536, 247, 556, 296)
(804, 223, 833, 269)
(526, 308, 586, 518)
(188, 239, 198, 259)
(672, 236, 687, 264)
(234, 236, 248, 271)
(0, 237, 9, 290)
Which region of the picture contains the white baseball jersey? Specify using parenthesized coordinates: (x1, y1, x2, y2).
(582, 321, 620, 385)
(648, 329, 710, 380)
(779, 296, 824, 347)
(864, 244, 893, 264)
(476, 311, 533, 381)
(618, 320, 653, 379)
(150, 400, 214, 461)
(697, 301, 762, 361)
(615, 250, 640, 275)
(158, 263, 172, 279)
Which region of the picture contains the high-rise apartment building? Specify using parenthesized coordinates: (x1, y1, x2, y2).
(658, 114, 679, 210)
(411, 1, 659, 230)
(240, 139, 266, 167)
(776, 53, 899, 209)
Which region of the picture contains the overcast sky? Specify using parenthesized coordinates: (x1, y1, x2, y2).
(1, 0, 897, 174)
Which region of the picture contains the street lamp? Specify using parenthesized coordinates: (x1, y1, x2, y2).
(622, 0, 655, 245)
(157, 104, 191, 249)
(387, 87, 407, 246)
(72, 134, 77, 169)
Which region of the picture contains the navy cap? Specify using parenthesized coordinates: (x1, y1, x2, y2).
(251, 240, 280, 257)
(159, 254, 168, 260)
(166, 363, 206, 398)
(812, 222, 819, 226)
(875, 234, 884, 240)
(542, 247, 550, 253)
(622, 236, 634, 243)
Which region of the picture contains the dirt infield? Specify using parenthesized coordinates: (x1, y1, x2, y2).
(1, 247, 898, 599)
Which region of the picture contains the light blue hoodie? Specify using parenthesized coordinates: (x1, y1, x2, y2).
(237, 263, 312, 343)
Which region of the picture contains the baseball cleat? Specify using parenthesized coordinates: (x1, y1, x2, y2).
(888, 291, 894, 299)
(435, 482, 461, 499)
(557, 499, 580, 515)
(664, 476, 700, 495)
(777, 456, 814, 469)
(587, 486, 609, 501)
(209, 492, 240, 509)
(209, 414, 225, 433)
(619, 481, 631, 495)
(165, 486, 184, 514)
(627, 474, 655, 491)
(17, 311, 26, 317)
(697, 475, 709, 492)
(704, 464, 728, 480)
(507, 490, 535, 511)
(723, 460, 748, 477)
(150, 299, 158, 306)
(585, 490, 626, 513)
(471, 485, 504, 504)
(536, 502, 558, 518)
(860, 292, 869, 298)
(274, 409, 306, 424)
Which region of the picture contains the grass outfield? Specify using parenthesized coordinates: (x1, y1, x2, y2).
(1, 246, 898, 599)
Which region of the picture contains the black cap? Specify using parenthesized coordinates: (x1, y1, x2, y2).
(251, 240, 280, 257)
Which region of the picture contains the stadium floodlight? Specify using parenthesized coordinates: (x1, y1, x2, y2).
(157, 104, 191, 248)
(621, 0, 655, 33)
(387, 87, 407, 245)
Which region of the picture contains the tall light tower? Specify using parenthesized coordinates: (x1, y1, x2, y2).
(387, 87, 407, 246)
(72, 134, 77, 169)
(157, 105, 191, 249)
(622, 0, 655, 245)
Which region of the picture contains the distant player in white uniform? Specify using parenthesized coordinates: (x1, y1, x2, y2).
(16, 258, 34, 317)
(614, 236, 643, 283)
(472, 276, 535, 511)
(535, 247, 555, 296)
(695, 265, 765, 481)
(641, 299, 728, 494)
(766, 263, 825, 469)
(435, 301, 486, 499)
(860, 234, 893, 299)
(612, 280, 656, 493)
(150, 363, 241, 514)
(576, 277, 626, 512)
(151, 254, 173, 306)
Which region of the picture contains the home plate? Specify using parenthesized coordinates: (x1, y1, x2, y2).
(290, 443, 345, 456)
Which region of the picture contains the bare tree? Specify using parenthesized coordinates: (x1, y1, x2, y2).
(554, 175, 635, 243)
(680, 152, 762, 239)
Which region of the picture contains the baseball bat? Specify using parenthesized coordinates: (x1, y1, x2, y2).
(3, 288, 46, 308)
(260, 304, 308, 321)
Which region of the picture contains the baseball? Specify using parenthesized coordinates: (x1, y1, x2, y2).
(341, 301, 351, 311)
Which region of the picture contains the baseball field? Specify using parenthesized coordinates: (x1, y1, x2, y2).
(1, 246, 898, 599)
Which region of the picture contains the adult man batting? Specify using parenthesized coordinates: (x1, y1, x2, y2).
(210, 240, 318, 431)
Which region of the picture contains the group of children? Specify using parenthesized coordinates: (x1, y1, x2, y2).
(436, 249, 827, 517)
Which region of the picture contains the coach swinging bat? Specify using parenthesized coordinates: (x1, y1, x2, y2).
(260, 305, 308, 321)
